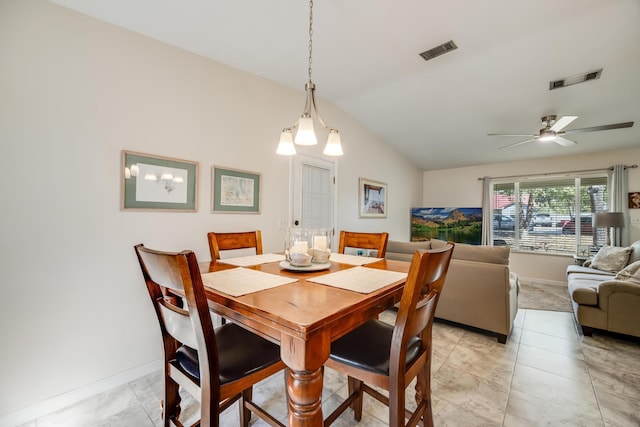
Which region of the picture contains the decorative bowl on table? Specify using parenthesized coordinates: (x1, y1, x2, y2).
(310, 248, 330, 264)
(289, 252, 313, 267)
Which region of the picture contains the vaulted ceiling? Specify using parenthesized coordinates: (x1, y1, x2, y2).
(50, 0, 640, 170)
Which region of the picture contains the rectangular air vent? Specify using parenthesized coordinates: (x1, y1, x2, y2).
(419, 40, 458, 61)
(549, 68, 603, 90)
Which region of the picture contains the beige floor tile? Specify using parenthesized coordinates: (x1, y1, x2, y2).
(510, 364, 601, 419)
(432, 365, 509, 423)
(505, 389, 604, 427)
(434, 400, 501, 427)
(521, 311, 579, 341)
(595, 387, 640, 427)
(520, 328, 585, 360)
(516, 344, 591, 383)
(441, 337, 517, 386)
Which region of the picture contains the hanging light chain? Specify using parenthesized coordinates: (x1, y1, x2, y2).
(307, 0, 313, 82)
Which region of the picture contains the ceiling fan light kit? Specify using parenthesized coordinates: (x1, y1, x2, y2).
(489, 114, 634, 150)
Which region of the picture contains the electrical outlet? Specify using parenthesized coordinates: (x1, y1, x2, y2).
(277, 219, 288, 229)
(631, 217, 640, 224)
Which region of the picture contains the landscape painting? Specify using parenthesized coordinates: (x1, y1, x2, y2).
(411, 207, 482, 245)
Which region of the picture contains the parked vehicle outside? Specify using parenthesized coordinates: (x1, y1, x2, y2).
(493, 215, 515, 230)
(533, 213, 553, 227)
(561, 215, 593, 235)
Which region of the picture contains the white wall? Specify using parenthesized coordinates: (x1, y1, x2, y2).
(423, 148, 640, 282)
(0, 0, 423, 419)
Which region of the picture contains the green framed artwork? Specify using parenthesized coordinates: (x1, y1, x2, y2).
(121, 150, 199, 211)
(212, 166, 261, 214)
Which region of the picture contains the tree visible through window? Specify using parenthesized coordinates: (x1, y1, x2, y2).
(492, 175, 608, 254)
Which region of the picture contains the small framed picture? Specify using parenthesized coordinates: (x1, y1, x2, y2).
(359, 178, 387, 218)
(121, 150, 198, 212)
(629, 192, 640, 209)
(577, 245, 591, 257)
(212, 166, 261, 214)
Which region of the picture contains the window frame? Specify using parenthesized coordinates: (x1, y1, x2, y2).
(491, 173, 608, 255)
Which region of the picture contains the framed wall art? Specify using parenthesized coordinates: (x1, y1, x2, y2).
(411, 207, 482, 244)
(359, 178, 387, 218)
(629, 192, 640, 209)
(212, 166, 261, 213)
(121, 150, 198, 212)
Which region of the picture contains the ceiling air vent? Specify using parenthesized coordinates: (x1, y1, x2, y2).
(419, 40, 458, 61)
(549, 68, 603, 90)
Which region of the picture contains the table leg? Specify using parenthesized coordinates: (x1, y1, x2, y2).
(281, 333, 330, 426)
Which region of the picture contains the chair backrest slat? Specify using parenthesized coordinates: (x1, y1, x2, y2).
(338, 231, 389, 257)
(208, 231, 263, 261)
(158, 302, 198, 349)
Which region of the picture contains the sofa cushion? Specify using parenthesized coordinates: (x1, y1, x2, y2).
(387, 240, 431, 253)
(385, 240, 432, 262)
(590, 246, 632, 272)
(628, 240, 640, 265)
(614, 260, 640, 284)
(430, 239, 509, 265)
(566, 265, 616, 277)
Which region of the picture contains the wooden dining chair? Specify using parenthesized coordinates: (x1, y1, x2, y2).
(324, 243, 455, 427)
(207, 230, 263, 261)
(134, 244, 286, 427)
(338, 230, 389, 257)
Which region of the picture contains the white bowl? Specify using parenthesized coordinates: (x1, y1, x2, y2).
(290, 252, 312, 267)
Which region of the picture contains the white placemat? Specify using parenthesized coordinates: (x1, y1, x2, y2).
(218, 253, 286, 267)
(201, 267, 297, 297)
(329, 253, 383, 266)
(307, 266, 407, 294)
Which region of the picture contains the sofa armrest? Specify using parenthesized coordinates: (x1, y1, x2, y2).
(598, 280, 640, 312)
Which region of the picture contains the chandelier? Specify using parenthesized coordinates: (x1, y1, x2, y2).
(276, 0, 343, 156)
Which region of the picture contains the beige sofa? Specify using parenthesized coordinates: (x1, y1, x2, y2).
(566, 240, 640, 338)
(385, 239, 519, 343)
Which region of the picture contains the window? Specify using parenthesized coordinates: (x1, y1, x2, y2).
(492, 175, 608, 254)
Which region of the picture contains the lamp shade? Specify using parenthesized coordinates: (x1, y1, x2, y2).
(323, 130, 343, 156)
(276, 129, 296, 155)
(294, 115, 318, 145)
(593, 212, 624, 228)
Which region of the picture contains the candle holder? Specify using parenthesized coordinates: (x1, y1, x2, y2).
(310, 228, 332, 263)
(285, 228, 313, 266)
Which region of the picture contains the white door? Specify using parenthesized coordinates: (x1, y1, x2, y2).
(291, 154, 336, 247)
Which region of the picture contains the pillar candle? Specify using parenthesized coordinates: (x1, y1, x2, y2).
(313, 236, 327, 250)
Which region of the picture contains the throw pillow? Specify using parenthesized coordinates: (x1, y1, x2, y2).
(614, 260, 640, 284)
(591, 246, 632, 272)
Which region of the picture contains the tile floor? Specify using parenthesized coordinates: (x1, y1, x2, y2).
(19, 309, 640, 426)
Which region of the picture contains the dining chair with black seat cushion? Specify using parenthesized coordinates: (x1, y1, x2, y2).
(324, 243, 455, 427)
(338, 231, 389, 258)
(134, 244, 285, 427)
(207, 230, 263, 261)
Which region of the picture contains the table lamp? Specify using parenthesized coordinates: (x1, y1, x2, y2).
(593, 212, 624, 246)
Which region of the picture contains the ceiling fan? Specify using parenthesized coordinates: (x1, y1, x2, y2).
(488, 115, 634, 149)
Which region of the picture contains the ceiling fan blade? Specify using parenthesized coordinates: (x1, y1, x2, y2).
(563, 121, 634, 134)
(487, 133, 536, 137)
(550, 115, 578, 132)
(554, 136, 577, 147)
(497, 138, 537, 149)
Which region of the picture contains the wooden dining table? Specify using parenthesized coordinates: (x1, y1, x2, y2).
(199, 256, 410, 427)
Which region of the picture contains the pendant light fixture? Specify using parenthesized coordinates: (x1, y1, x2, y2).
(276, 0, 343, 157)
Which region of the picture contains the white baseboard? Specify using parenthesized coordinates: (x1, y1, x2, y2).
(518, 276, 567, 287)
(0, 360, 161, 427)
